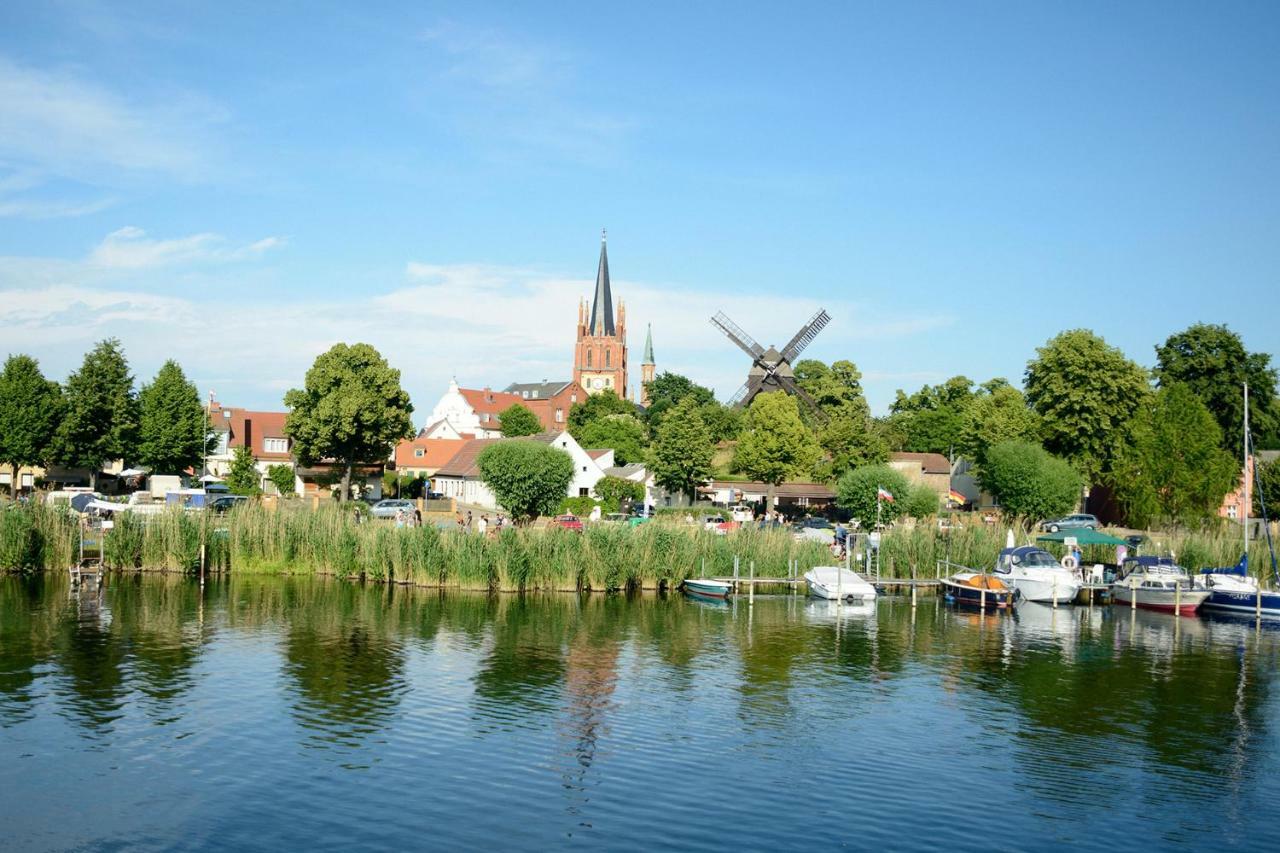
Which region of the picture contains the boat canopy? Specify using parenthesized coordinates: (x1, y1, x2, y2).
(1036, 528, 1128, 546)
(999, 546, 1061, 568)
(1200, 554, 1248, 577)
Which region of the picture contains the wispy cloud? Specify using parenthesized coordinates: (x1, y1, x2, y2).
(87, 226, 283, 270)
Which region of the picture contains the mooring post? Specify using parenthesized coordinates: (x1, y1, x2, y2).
(1131, 577, 1137, 611)
(911, 583, 917, 609)
(749, 560, 755, 604)
(1052, 575, 1057, 610)
(1175, 581, 1181, 615)
(980, 586, 986, 611)
(701, 557, 705, 579)
(734, 555, 740, 595)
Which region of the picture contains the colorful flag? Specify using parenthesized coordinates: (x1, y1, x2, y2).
(877, 487, 894, 502)
(948, 489, 966, 505)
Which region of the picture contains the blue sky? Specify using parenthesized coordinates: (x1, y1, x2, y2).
(1, 1, 1277, 421)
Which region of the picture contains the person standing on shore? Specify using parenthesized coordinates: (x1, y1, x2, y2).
(477, 514, 488, 536)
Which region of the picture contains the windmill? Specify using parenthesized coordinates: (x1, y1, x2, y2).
(710, 308, 831, 418)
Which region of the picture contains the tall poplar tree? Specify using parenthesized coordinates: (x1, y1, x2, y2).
(734, 392, 820, 511)
(0, 355, 63, 494)
(55, 338, 138, 488)
(137, 360, 207, 473)
(648, 397, 713, 503)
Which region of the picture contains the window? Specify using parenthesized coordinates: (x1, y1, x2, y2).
(482, 413, 490, 423)
(555, 409, 563, 423)
(414, 448, 425, 458)
(571, 394, 577, 403)
(587, 350, 593, 367)
(582, 466, 587, 472)
(579, 488, 589, 497)
(606, 349, 611, 367)
(264, 438, 289, 453)
(522, 391, 528, 399)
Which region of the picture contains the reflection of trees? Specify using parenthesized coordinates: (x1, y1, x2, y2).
(280, 582, 408, 755)
(0, 575, 62, 727)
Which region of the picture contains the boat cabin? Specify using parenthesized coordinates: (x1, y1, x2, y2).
(995, 546, 1061, 573)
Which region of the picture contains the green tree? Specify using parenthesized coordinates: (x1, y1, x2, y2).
(815, 407, 888, 481)
(593, 475, 644, 511)
(283, 343, 414, 501)
(578, 415, 647, 466)
(0, 355, 62, 494)
(644, 372, 715, 432)
(649, 397, 714, 502)
(977, 440, 1081, 524)
(698, 401, 743, 444)
(1254, 457, 1280, 518)
(835, 464, 911, 528)
(55, 338, 138, 488)
(1024, 329, 1151, 482)
(136, 360, 206, 474)
(903, 484, 941, 520)
(1109, 384, 1239, 528)
(267, 463, 296, 497)
(959, 382, 1042, 467)
(886, 376, 975, 455)
(226, 446, 261, 496)
(498, 403, 542, 437)
(1154, 323, 1277, 451)
(477, 441, 574, 523)
(734, 392, 820, 510)
(567, 389, 634, 435)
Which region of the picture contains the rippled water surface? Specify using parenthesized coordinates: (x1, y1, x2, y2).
(3, 575, 1280, 852)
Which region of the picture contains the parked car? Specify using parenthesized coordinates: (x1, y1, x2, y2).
(603, 513, 629, 524)
(371, 499, 416, 519)
(1039, 513, 1098, 533)
(554, 514, 584, 532)
(792, 517, 833, 532)
(209, 495, 249, 514)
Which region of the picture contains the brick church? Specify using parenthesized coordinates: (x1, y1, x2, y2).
(574, 232, 655, 405)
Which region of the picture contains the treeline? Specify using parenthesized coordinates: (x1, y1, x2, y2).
(550, 323, 1277, 528)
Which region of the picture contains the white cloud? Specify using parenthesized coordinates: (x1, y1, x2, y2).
(87, 226, 283, 270)
(0, 250, 951, 416)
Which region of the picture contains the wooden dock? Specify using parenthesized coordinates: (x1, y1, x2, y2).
(69, 561, 105, 586)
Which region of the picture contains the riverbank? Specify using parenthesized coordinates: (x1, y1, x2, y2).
(0, 502, 1261, 590)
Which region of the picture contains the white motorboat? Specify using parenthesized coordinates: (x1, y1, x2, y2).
(804, 566, 877, 601)
(992, 545, 1082, 604)
(1111, 557, 1210, 615)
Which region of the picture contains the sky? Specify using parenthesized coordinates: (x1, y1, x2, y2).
(1, 1, 1277, 423)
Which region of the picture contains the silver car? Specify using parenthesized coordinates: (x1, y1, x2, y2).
(370, 499, 415, 519)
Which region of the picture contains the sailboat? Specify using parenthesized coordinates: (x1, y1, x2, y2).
(1200, 383, 1280, 618)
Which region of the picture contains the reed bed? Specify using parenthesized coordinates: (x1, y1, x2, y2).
(2, 501, 1272, 587)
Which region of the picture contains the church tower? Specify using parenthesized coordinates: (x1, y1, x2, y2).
(573, 232, 628, 398)
(640, 324, 655, 406)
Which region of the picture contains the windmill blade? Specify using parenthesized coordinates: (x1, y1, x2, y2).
(710, 311, 765, 359)
(779, 309, 831, 364)
(731, 375, 765, 409)
(778, 375, 828, 422)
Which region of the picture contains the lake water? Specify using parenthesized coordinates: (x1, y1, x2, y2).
(2, 575, 1279, 852)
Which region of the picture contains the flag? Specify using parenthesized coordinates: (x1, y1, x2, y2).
(948, 489, 966, 505)
(877, 487, 895, 502)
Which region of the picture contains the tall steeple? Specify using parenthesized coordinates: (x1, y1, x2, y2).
(588, 228, 614, 336)
(640, 323, 656, 407)
(643, 324, 654, 364)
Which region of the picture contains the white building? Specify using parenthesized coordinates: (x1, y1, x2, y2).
(433, 431, 607, 510)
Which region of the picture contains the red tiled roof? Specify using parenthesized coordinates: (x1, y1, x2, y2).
(890, 452, 951, 475)
(211, 404, 291, 461)
(434, 433, 563, 479)
(585, 449, 612, 460)
(394, 438, 468, 469)
(458, 388, 524, 418)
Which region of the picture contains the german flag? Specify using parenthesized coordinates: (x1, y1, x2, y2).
(948, 489, 966, 505)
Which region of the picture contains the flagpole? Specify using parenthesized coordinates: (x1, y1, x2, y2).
(876, 486, 882, 531)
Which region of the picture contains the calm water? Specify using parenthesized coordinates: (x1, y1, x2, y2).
(3, 576, 1279, 852)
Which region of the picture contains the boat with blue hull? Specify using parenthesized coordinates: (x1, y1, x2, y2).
(683, 578, 732, 600)
(941, 571, 1016, 609)
(1199, 556, 1280, 618)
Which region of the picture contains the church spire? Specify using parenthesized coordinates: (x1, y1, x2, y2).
(643, 323, 654, 364)
(588, 229, 615, 336)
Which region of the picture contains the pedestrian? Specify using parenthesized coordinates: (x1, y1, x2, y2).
(414, 508, 422, 527)
(466, 511, 473, 532)
(477, 514, 488, 536)
(395, 508, 406, 528)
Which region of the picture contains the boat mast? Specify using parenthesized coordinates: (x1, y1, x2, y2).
(1243, 382, 1250, 562)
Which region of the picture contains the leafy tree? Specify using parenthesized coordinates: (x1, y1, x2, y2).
(1154, 323, 1277, 452)
(903, 483, 941, 520)
(498, 403, 542, 437)
(567, 389, 634, 435)
(578, 415, 646, 465)
(54, 338, 138, 488)
(649, 397, 714, 502)
(593, 475, 644, 512)
(835, 464, 911, 528)
(795, 358, 866, 413)
(136, 360, 206, 474)
(283, 343, 414, 501)
(886, 376, 975, 455)
(814, 407, 888, 481)
(267, 463, 296, 497)
(226, 446, 261, 495)
(477, 441, 574, 523)
(959, 382, 1042, 467)
(0, 355, 62, 494)
(697, 401, 743, 444)
(1024, 329, 1151, 482)
(977, 440, 1081, 523)
(1109, 384, 1239, 528)
(734, 392, 821, 509)
(1254, 457, 1280, 518)
(644, 372, 715, 432)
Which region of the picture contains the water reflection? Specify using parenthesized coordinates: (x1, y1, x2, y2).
(2, 576, 1280, 850)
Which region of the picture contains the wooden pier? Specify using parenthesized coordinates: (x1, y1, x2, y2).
(69, 561, 105, 586)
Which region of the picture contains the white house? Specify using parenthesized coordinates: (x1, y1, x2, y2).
(433, 431, 607, 510)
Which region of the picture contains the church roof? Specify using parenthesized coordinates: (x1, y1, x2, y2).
(503, 380, 571, 400)
(588, 233, 614, 336)
(643, 324, 654, 364)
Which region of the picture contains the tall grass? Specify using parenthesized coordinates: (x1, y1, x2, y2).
(2, 500, 1272, 588)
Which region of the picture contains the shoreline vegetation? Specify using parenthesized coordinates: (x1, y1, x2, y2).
(0, 502, 1261, 591)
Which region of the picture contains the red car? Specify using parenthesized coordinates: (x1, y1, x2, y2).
(554, 514, 584, 532)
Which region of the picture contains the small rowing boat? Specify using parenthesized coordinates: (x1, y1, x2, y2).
(683, 578, 732, 599)
(941, 571, 1016, 609)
